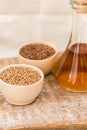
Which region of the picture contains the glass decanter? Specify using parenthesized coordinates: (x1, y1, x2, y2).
(52, 0, 87, 92)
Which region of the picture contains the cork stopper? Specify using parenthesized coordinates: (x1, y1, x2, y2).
(71, 0, 87, 13)
(74, 0, 87, 3)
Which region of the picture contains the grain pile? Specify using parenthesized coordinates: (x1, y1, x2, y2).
(0, 66, 41, 86)
(19, 44, 55, 60)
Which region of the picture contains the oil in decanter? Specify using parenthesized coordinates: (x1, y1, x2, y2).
(52, 43, 87, 92)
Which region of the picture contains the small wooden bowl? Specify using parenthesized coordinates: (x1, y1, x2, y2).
(18, 41, 58, 75)
(0, 64, 44, 105)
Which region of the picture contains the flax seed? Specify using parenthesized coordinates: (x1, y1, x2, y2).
(19, 44, 55, 60)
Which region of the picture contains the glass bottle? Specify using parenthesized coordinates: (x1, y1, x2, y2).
(52, 0, 87, 92)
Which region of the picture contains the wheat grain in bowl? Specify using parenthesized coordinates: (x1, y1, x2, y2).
(0, 64, 44, 105)
(18, 41, 58, 75)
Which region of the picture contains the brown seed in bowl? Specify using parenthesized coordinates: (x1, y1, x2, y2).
(0, 66, 41, 86)
(19, 44, 55, 60)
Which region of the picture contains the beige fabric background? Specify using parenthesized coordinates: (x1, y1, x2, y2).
(0, 0, 72, 58)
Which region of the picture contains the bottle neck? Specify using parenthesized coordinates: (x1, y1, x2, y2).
(70, 1, 87, 46)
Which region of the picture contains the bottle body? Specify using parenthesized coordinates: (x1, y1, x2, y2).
(52, 0, 87, 92)
(53, 43, 87, 92)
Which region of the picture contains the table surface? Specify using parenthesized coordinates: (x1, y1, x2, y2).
(0, 57, 87, 130)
